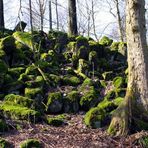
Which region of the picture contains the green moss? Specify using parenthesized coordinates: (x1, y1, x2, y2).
(89, 51, 98, 63)
(77, 46, 89, 60)
(25, 65, 38, 75)
(76, 36, 88, 48)
(25, 76, 44, 88)
(4, 94, 33, 108)
(46, 115, 65, 126)
(62, 75, 80, 86)
(8, 67, 25, 79)
(0, 103, 40, 121)
(47, 92, 63, 113)
(0, 138, 11, 148)
(67, 41, 76, 52)
(98, 97, 123, 113)
(48, 74, 61, 86)
(0, 49, 6, 58)
(84, 107, 106, 128)
(99, 36, 113, 46)
(25, 87, 43, 99)
(20, 139, 41, 148)
(80, 87, 98, 111)
(78, 59, 89, 74)
(0, 60, 8, 74)
(64, 91, 79, 113)
(82, 78, 93, 86)
(110, 42, 120, 51)
(138, 136, 148, 148)
(13, 32, 35, 50)
(0, 35, 15, 54)
(113, 76, 124, 88)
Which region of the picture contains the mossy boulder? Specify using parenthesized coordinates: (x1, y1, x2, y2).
(4, 94, 33, 108)
(0, 36, 15, 54)
(0, 49, 6, 59)
(48, 74, 61, 87)
(89, 41, 104, 58)
(25, 76, 44, 88)
(20, 139, 42, 148)
(8, 67, 25, 80)
(3, 80, 24, 94)
(0, 138, 12, 148)
(89, 51, 98, 63)
(97, 97, 123, 113)
(0, 60, 8, 74)
(80, 87, 99, 111)
(25, 65, 39, 75)
(0, 103, 40, 121)
(46, 115, 65, 126)
(13, 32, 36, 50)
(77, 59, 89, 74)
(99, 36, 113, 46)
(46, 92, 63, 113)
(84, 107, 106, 128)
(76, 36, 89, 48)
(63, 91, 80, 113)
(62, 75, 80, 86)
(25, 87, 43, 100)
(77, 46, 89, 60)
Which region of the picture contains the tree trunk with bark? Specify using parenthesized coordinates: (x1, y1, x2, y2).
(0, 0, 4, 29)
(68, 0, 78, 36)
(108, 0, 148, 136)
(115, 0, 124, 42)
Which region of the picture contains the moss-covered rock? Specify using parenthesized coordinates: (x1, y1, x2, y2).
(99, 36, 113, 46)
(46, 92, 63, 113)
(97, 97, 123, 113)
(13, 32, 35, 50)
(0, 49, 6, 59)
(84, 107, 106, 128)
(76, 36, 89, 48)
(0, 36, 15, 54)
(63, 91, 79, 113)
(46, 115, 65, 126)
(8, 67, 25, 80)
(25, 87, 43, 100)
(89, 51, 98, 63)
(0, 138, 12, 148)
(20, 139, 42, 148)
(62, 75, 80, 86)
(80, 87, 99, 111)
(25, 76, 44, 88)
(4, 94, 33, 108)
(3, 80, 24, 94)
(77, 46, 89, 60)
(77, 59, 89, 74)
(0, 102, 40, 121)
(25, 65, 39, 75)
(0, 60, 8, 74)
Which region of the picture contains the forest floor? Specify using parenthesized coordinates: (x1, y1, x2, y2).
(1, 113, 147, 148)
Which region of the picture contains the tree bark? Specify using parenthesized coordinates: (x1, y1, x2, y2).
(0, 0, 4, 29)
(68, 0, 78, 36)
(114, 0, 124, 42)
(108, 0, 148, 136)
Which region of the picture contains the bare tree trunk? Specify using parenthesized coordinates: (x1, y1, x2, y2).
(108, 0, 148, 136)
(114, 0, 124, 42)
(68, 0, 78, 36)
(91, 0, 98, 40)
(39, 0, 44, 31)
(29, 0, 33, 32)
(0, 0, 4, 29)
(49, 0, 52, 30)
(55, 0, 59, 30)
